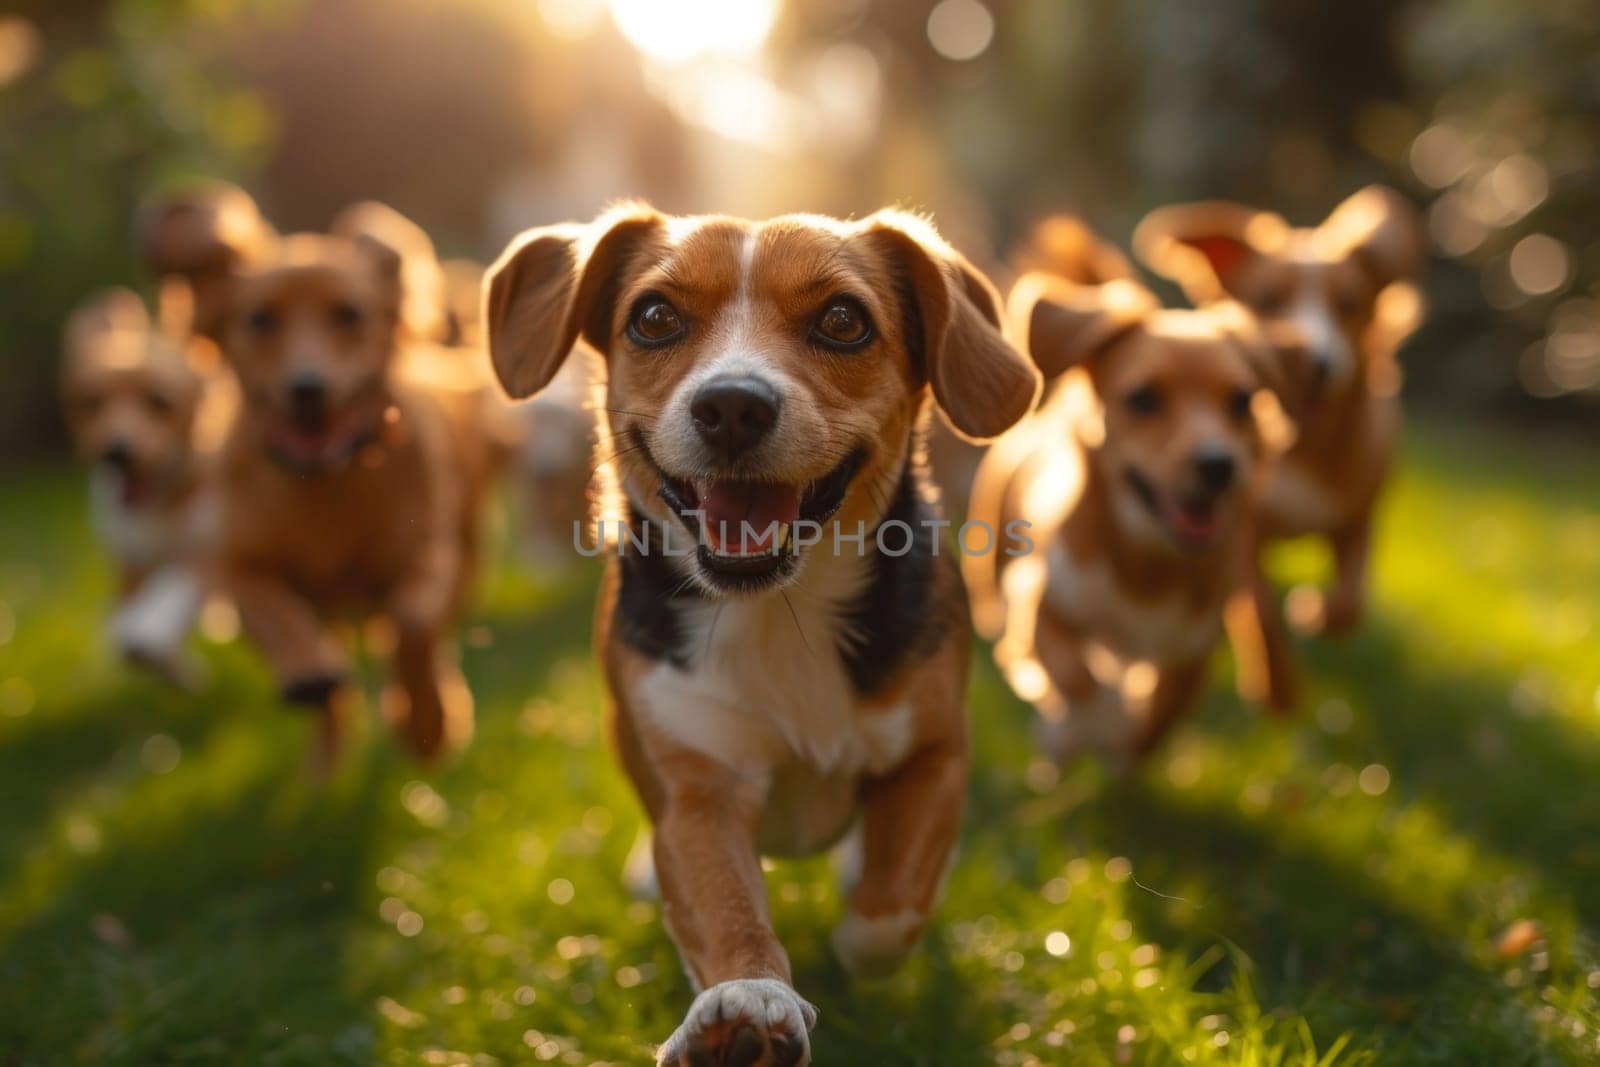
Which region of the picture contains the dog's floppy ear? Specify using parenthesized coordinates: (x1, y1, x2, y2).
(1134, 202, 1287, 304)
(484, 203, 663, 400)
(139, 182, 275, 338)
(1007, 271, 1156, 380)
(1013, 215, 1139, 286)
(1320, 185, 1425, 289)
(860, 210, 1040, 441)
(331, 201, 447, 343)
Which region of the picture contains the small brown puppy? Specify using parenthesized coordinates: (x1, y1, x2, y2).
(967, 221, 1286, 764)
(60, 286, 230, 686)
(147, 189, 497, 765)
(485, 203, 1038, 1065)
(1134, 187, 1425, 707)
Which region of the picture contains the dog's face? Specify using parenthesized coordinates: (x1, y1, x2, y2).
(485, 205, 1039, 596)
(144, 190, 420, 472)
(1013, 275, 1279, 553)
(1134, 186, 1424, 410)
(214, 235, 402, 470)
(61, 289, 206, 507)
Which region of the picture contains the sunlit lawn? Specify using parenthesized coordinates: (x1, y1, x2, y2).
(1, 420, 1597, 1066)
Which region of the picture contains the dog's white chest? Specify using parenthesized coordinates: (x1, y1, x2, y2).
(1044, 542, 1214, 666)
(90, 471, 182, 571)
(634, 556, 914, 855)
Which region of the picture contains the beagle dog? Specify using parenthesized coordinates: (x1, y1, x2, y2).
(483, 203, 1039, 1065)
(1134, 187, 1425, 708)
(144, 186, 504, 766)
(59, 285, 232, 686)
(966, 219, 1287, 764)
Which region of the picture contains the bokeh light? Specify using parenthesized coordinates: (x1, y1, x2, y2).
(1508, 234, 1570, 296)
(926, 0, 995, 61)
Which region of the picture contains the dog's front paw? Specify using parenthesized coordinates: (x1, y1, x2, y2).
(1286, 583, 1364, 638)
(832, 909, 923, 979)
(656, 978, 816, 1067)
(1038, 685, 1135, 769)
(282, 672, 348, 710)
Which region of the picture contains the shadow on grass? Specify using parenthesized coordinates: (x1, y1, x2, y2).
(0, 565, 602, 1066)
(1302, 618, 1600, 929)
(0, 742, 387, 1064)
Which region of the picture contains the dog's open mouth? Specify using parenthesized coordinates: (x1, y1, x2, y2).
(637, 430, 866, 586)
(1125, 468, 1223, 547)
(103, 462, 155, 508)
(265, 405, 375, 472)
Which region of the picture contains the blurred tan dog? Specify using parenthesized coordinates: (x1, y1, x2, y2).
(1134, 187, 1425, 708)
(145, 186, 504, 765)
(485, 203, 1038, 1065)
(60, 285, 233, 686)
(967, 219, 1288, 764)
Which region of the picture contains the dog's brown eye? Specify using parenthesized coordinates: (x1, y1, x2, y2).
(627, 298, 684, 346)
(1229, 387, 1254, 420)
(144, 390, 174, 417)
(74, 392, 103, 418)
(330, 301, 365, 329)
(1125, 383, 1162, 415)
(246, 307, 280, 335)
(811, 298, 873, 351)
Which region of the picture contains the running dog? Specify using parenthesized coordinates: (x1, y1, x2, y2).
(60, 285, 231, 686)
(1134, 187, 1424, 707)
(145, 187, 502, 765)
(966, 219, 1290, 764)
(484, 203, 1039, 1065)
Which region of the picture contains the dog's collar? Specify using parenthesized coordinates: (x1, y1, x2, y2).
(265, 421, 382, 477)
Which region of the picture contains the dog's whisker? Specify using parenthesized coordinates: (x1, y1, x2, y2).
(779, 590, 813, 660)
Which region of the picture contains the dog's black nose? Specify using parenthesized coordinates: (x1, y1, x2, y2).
(690, 377, 779, 457)
(1193, 448, 1236, 493)
(289, 373, 328, 424)
(100, 440, 133, 471)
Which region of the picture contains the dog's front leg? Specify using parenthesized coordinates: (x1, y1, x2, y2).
(1030, 607, 1134, 765)
(386, 537, 472, 761)
(653, 754, 815, 1067)
(1134, 656, 1210, 757)
(1321, 516, 1372, 636)
(833, 738, 966, 979)
(1226, 539, 1300, 714)
(227, 569, 352, 766)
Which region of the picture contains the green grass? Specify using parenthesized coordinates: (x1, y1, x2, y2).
(1, 421, 1597, 1066)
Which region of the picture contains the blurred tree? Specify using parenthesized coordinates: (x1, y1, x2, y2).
(0, 0, 279, 455)
(1403, 0, 1600, 414)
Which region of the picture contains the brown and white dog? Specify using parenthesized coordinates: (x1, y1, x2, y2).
(60, 285, 231, 686)
(484, 203, 1039, 1065)
(145, 187, 502, 765)
(966, 220, 1288, 764)
(1134, 187, 1425, 708)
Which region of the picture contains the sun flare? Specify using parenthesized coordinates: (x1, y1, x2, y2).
(607, 0, 780, 63)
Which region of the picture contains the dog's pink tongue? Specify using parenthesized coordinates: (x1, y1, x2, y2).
(1170, 498, 1219, 541)
(697, 481, 801, 554)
